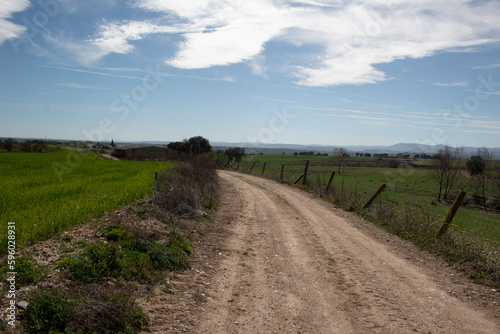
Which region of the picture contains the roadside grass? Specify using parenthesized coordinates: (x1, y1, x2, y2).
(237, 156, 500, 288)
(0, 152, 173, 254)
(21, 223, 193, 334)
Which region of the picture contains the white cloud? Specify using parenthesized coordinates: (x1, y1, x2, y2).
(89, 0, 500, 86)
(91, 20, 184, 55)
(432, 81, 469, 87)
(0, 0, 30, 45)
(248, 55, 269, 79)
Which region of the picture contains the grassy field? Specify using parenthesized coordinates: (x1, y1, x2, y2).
(0, 151, 173, 253)
(240, 155, 500, 248)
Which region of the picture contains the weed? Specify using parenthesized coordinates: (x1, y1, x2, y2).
(167, 232, 194, 255)
(131, 238, 190, 271)
(58, 242, 122, 283)
(23, 284, 148, 334)
(23, 288, 74, 333)
(1, 255, 47, 288)
(71, 282, 148, 334)
(157, 154, 219, 217)
(99, 225, 134, 242)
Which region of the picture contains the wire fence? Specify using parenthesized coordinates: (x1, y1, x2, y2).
(236, 159, 500, 210)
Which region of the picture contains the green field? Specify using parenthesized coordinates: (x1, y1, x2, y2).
(241, 155, 500, 248)
(0, 151, 173, 253)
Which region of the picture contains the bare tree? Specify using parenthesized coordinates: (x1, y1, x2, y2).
(333, 147, 347, 173)
(430, 146, 465, 201)
(467, 147, 492, 209)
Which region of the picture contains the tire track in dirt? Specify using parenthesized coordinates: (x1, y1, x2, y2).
(193, 171, 499, 333)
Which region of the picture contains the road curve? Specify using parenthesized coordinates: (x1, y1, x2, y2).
(194, 171, 498, 333)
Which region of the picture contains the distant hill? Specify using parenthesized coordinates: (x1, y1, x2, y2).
(12, 137, 497, 159)
(208, 141, 500, 159)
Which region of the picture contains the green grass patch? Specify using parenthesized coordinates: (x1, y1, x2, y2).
(0, 255, 47, 288)
(0, 152, 173, 253)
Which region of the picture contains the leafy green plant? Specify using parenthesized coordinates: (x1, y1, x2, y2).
(131, 238, 190, 271)
(23, 288, 74, 333)
(99, 225, 134, 242)
(58, 242, 122, 283)
(167, 233, 194, 255)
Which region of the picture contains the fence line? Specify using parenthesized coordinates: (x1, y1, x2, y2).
(235, 160, 500, 209)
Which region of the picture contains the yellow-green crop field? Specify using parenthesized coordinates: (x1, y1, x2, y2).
(0, 150, 173, 253)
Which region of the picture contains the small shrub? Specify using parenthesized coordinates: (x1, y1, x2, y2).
(71, 283, 149, 334)
(99, 225, 134, 242)
(58, 242, 122, 282)
(157, 154, 219, 216)
(121, 250, 155, 282)
(23, 285, 149, 334)
(131, 238, 190, 271)
(23, 288, 74, 333)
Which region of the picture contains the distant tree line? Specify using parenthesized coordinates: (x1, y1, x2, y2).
(0, 139, 57, 153)
(293, 152, 328, 156)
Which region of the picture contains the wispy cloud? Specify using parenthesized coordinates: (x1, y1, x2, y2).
(469, 64, 500, 70)
(465, 89, 500, 96)
(0, 0, 30, 44)
(53, 83, 110, 90)
(432, 80, 469, 87)
(291, 103, 500, 134)
(251, 95, 297, 104)
(40, 65, 145, 80)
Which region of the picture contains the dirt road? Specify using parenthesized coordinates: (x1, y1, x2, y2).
(189, 171, 499, 333)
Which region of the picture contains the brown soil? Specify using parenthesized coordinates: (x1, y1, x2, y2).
(2, 170, 500, 333)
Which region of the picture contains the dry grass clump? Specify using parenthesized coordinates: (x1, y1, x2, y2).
(157, 154, 220, 217)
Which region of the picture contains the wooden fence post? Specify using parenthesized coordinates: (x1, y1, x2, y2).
(236, 160, 240, 170)
(280, 164, 285, 181)
(294, 175, 304, 184)
(154, 171, 157, 208)
(436, 190, 467, 239)
(249, 161, 256, 173)
(302, 160, 310, 186)
(261, 162, 267, 175)
(363, 184, 386, 209)
(325, 170, 336, 193)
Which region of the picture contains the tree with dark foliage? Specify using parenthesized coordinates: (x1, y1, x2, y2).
(225, 147, 246, 166)
(167, 136, 212, 156)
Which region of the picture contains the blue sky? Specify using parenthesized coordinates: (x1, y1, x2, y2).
(1, 0, 499, 147)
